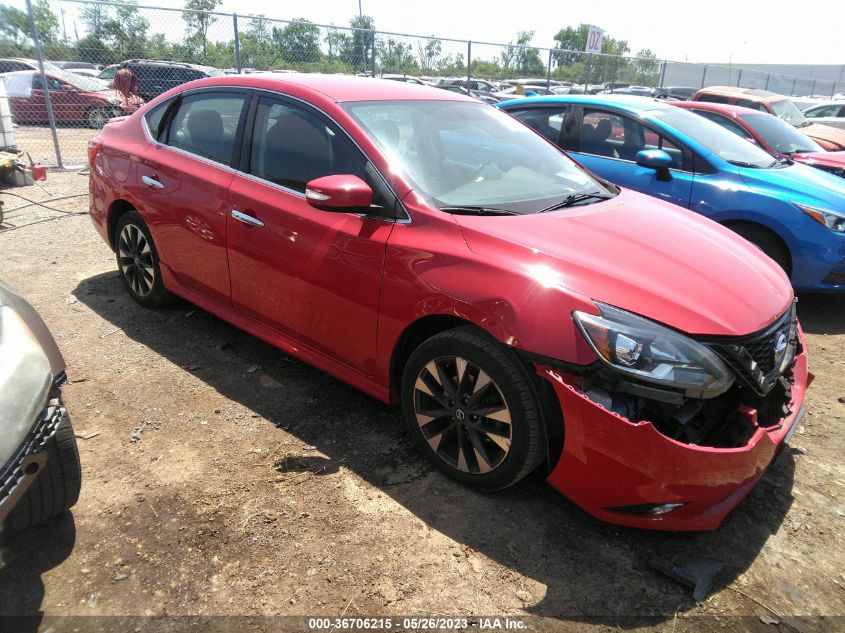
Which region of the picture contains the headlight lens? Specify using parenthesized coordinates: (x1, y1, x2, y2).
(796, 203, 845, 232)
(573, 304, 734, 398)
(0, 305, 52, 467)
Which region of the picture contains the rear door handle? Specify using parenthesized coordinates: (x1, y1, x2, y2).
(141, 175, 164, 189)
(231, 209, 264, 228)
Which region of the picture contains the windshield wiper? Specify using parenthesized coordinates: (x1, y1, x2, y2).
(538, 192, 613, 213)
(727, 160, 763, 168)
(439, 205, 520, 216)
(769, 156, 793, 168)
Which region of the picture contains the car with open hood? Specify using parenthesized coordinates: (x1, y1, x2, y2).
(499, 94, 845, 291)
(88, 74, 808, 530)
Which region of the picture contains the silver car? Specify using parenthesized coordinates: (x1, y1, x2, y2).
(803, 101, 845, 129)
(0, 280, 81, 534)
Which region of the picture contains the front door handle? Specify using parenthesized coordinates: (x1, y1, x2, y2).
(231, 209, 264, 228)
(141, 175, 165, 189)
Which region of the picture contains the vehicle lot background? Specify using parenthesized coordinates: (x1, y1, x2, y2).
(0, 172, 844, 631)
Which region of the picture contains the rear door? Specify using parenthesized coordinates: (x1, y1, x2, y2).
(136, 88, 249, 305)
(226, 94, 396, 373)
(567, 107, 694, 208)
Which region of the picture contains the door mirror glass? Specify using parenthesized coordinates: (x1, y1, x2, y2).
(636, 149, 673, 169)
(305, 175, 373, 212)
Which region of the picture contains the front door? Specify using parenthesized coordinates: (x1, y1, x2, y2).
(136, 89, 249, 305)
(569, 108, 694, 209)
(226, 95, 395, 374)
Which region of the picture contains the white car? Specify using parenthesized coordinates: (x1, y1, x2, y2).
(803, 101, 845, 129)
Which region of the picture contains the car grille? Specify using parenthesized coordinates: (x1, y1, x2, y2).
(699, 303, 798, 397)
(0, 400, 64, 502)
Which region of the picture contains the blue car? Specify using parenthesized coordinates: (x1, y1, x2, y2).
(497, 95, 845, 291)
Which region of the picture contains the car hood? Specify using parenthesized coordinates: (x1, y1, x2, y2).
(793, 150, 845, 169)
(453, 189, 792, 337)
(801, 122, 845, 145)
(738, 160, 845, 207)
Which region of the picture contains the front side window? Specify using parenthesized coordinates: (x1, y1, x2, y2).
(694, 110, 754, 140)
(579, 109, 684, 169)
(698, 94, 730, 104)
(343, 100, 611, 214)
(806, 104, 843, 118)
(165, 91, 246, 164)
(249, 97, 369, 194)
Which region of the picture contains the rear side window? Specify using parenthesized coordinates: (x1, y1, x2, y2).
(697, 94, 730, 104)
(164, 92, 246, 164)
(143, 98, 173, 140)
(735, 99, 767, 112)
(508, 107, 570, 145)
(248, 96, 368, 193)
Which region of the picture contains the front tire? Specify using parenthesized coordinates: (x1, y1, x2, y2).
(3, 413, 81, 534)
(85, 106, 111, 129)
(401, 327, 545, 491)
(114, 210, 172, 308)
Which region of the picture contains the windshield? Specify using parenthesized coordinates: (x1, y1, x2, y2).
(770, 98, 808, 127)
(342, 100, 611, 214)
(52, 68, 110, 92)
(646, 107, 775, 168)
(740, 113, 822, 154)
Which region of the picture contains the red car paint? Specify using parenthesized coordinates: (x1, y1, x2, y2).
(88, 74, 808, 530)
(5, 71, 140, 126)
(673, 101, 845, 176)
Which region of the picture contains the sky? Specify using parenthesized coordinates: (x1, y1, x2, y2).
(12, 0, 844, 66)
(159, 0, 845, 66)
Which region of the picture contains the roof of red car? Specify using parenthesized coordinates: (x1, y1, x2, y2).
(673, 101, 763, 117)
(197, 73, 471, 103)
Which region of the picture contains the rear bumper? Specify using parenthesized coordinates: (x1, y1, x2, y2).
(0, 398, 66, 525)
(539, 341, 809, 531)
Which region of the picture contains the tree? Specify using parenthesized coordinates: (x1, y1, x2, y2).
(0, 5, 32, 49)
(80, 2, 109, 41)
(552, 24, 629, 67)
(630, 48, 660, 85)
(501, 31, 544, 76)
(377, 38, 418, 74)
(103, 1, 149, 60)
(417, 37, 441, 73)
(272, 18, 321, 65)
(338, 15, 374, 73)
(183, 0, 220, 60)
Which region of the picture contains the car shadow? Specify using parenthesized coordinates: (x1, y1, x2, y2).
(796, 293, 845, 335)
(0, 513, 76, 633)
(72, 272, 797, 624)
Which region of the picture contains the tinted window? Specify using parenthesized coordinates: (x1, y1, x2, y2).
(697, 94, 730, 104)
(806, 104, 843, 118)
(579, 109, 684, 168)
(143, 98, 173, 139)
(166, 92, 246, 164)
(694, 110, 754, 139)
(735, 99, 768, 112)
(249, 97, 368, 193)
(508, 107, 569, 144)
(0, 61, 29, 73)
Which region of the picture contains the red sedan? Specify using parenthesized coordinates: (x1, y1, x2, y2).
(2, 69, 141, 128)
(88, 74, 808, 531)
(674, 101, 845, 178)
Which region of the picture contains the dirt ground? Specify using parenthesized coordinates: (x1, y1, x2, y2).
(0, 171, 843, 633)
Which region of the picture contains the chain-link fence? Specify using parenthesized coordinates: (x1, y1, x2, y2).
(2, 0, 844, 167)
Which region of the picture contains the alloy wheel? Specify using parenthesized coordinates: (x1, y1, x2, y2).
(87, 107, 110, 128)
(413, 355, 512, 474)
(118, 224, 155, 297)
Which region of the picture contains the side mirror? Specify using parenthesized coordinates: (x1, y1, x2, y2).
(305, 174, 373, 213)
(636, 149, 673, 181)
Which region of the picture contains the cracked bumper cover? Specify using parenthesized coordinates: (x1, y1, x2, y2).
(537, 333, 809, 531)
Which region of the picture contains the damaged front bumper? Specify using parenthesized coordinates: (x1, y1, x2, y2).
(537, 328, 810, 531)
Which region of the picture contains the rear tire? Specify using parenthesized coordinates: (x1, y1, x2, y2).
(114, 210, 173, 308)
(3, 413, 82, 534)
(401, 326, 545, 491)
(727, 223, 792, 275)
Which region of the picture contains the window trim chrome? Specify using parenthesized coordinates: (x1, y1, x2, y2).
(140, 84, 411, 224)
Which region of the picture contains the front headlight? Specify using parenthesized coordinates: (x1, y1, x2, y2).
(796, 203, 845, 232)
(0, 305, 52, 467)
(573, 304, 734, 399)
